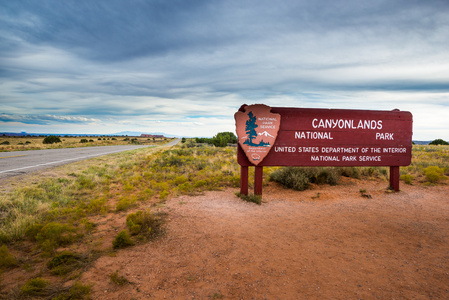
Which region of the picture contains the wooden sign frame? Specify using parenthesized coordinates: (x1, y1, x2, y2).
(235, 104, 413, 195)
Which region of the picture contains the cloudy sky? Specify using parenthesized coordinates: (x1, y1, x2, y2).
(1, 0, 448, 139)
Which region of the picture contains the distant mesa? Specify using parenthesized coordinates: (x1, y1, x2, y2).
(140, 134, 164, 138)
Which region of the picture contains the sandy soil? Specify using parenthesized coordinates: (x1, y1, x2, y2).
(81, 179, 449, 299)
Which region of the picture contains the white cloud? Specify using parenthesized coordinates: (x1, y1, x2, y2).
(0, 0, 448, 139)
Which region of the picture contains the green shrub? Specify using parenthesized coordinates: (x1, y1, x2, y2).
(76, 174, 96, 189)
(29, 222, 79, 254)
(193, 180, 208, 188)
(20, 277, 50, 296)
(177, 182, 194, 194)
(69, 282, 91, 299)
(80, 218, 96, 232)
(0, 140, 10, 145)
(269, 167, 341, 191)
(400, 174, 414, 185)
(235, 192, 262, 205)
(429, 139, 449, 145)
(126, 210, 162, 237)
(47, 251, 84, 275)
(116, 197, 136, 212)
(0, 245, 18, 269)
(339, 167, 360, 179)
(174, 175, 188, 185)
(43, 136, 62, 144)
(112, 230, 134, 249)
(159, 190, 170, 200)
(80, 138, 88, 143)
(269, 167, 315, 191)
(196, 132, 237, 147)
(25, 223, 45, 241)
(423, 166, 447, 183)
(210, 293, 225, 299)
(315, 168, 340, 185)
(86, 198, 108, 214)
(52, 281, 92, 300)
(109, 270, 131, 285)
(163, 155, 184, 167)
(36, 222, 77, 244)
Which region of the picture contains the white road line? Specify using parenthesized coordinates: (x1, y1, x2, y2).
(0, 148, 137, 174)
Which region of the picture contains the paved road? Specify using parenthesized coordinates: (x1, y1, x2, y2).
(164, 138, 182, 147)
(0, 139, 180, 180)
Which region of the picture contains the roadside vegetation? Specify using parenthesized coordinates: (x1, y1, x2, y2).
(0, 139, 239, 298)
(0, 136, 170, 152)
(269, 166, 343, 191)
(0, 138, 447, 298)
(401, 144, 449, 185)
(429, 138, 449, 145)
(195, 131, 237, 147)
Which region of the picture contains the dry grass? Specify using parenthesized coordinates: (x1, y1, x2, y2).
(0, 136, 169, 152)
(0, 142, 447, 298)
(401, 144, 449, 184)
(0, 142, 240, 298)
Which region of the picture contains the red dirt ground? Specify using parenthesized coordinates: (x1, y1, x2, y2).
(81, 179, 449, 299)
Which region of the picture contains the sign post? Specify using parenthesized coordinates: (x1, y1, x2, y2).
(235, 104, 413, 195)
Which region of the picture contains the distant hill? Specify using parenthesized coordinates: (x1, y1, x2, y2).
(0, 132, 435, 144)
(1, 131, 180, 138)
(1, 132, 113, 137)
(112, 131, 178, 138)
(413, 141, 431, 145)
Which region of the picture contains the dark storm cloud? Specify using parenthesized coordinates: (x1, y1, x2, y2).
(1, 0, 219, 62)
(0, 0, 448, 138)
(2, 0, 444, 62)
(0, 113, 99, 125)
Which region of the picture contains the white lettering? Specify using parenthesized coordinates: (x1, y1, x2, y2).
(275, 146, 296, 153)
(359, 156, 381, 162)
(377, 120, 383, 130)
(295, 131, 333, 140)
(312, 119, 383, 130)
(383, 148, 406, 153)
(299, 147, 319, 153)
(319, 119, 325, 128)
(321, 147, 359, 154)
(311, 156, 341, 162)
(376, 133, 394, 140)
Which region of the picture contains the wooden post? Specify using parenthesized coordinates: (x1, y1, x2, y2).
(390, 166, 400, 192)
(240, 165, 249, 195)
(254, 166, 263, 195)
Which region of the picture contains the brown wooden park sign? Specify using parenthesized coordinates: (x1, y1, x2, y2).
(235, 104, 413, 195)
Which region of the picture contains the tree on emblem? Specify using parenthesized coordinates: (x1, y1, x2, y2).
(244, 112, 258, 146)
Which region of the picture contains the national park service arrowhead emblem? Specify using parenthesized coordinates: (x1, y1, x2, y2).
(234, 104, 281, 165)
